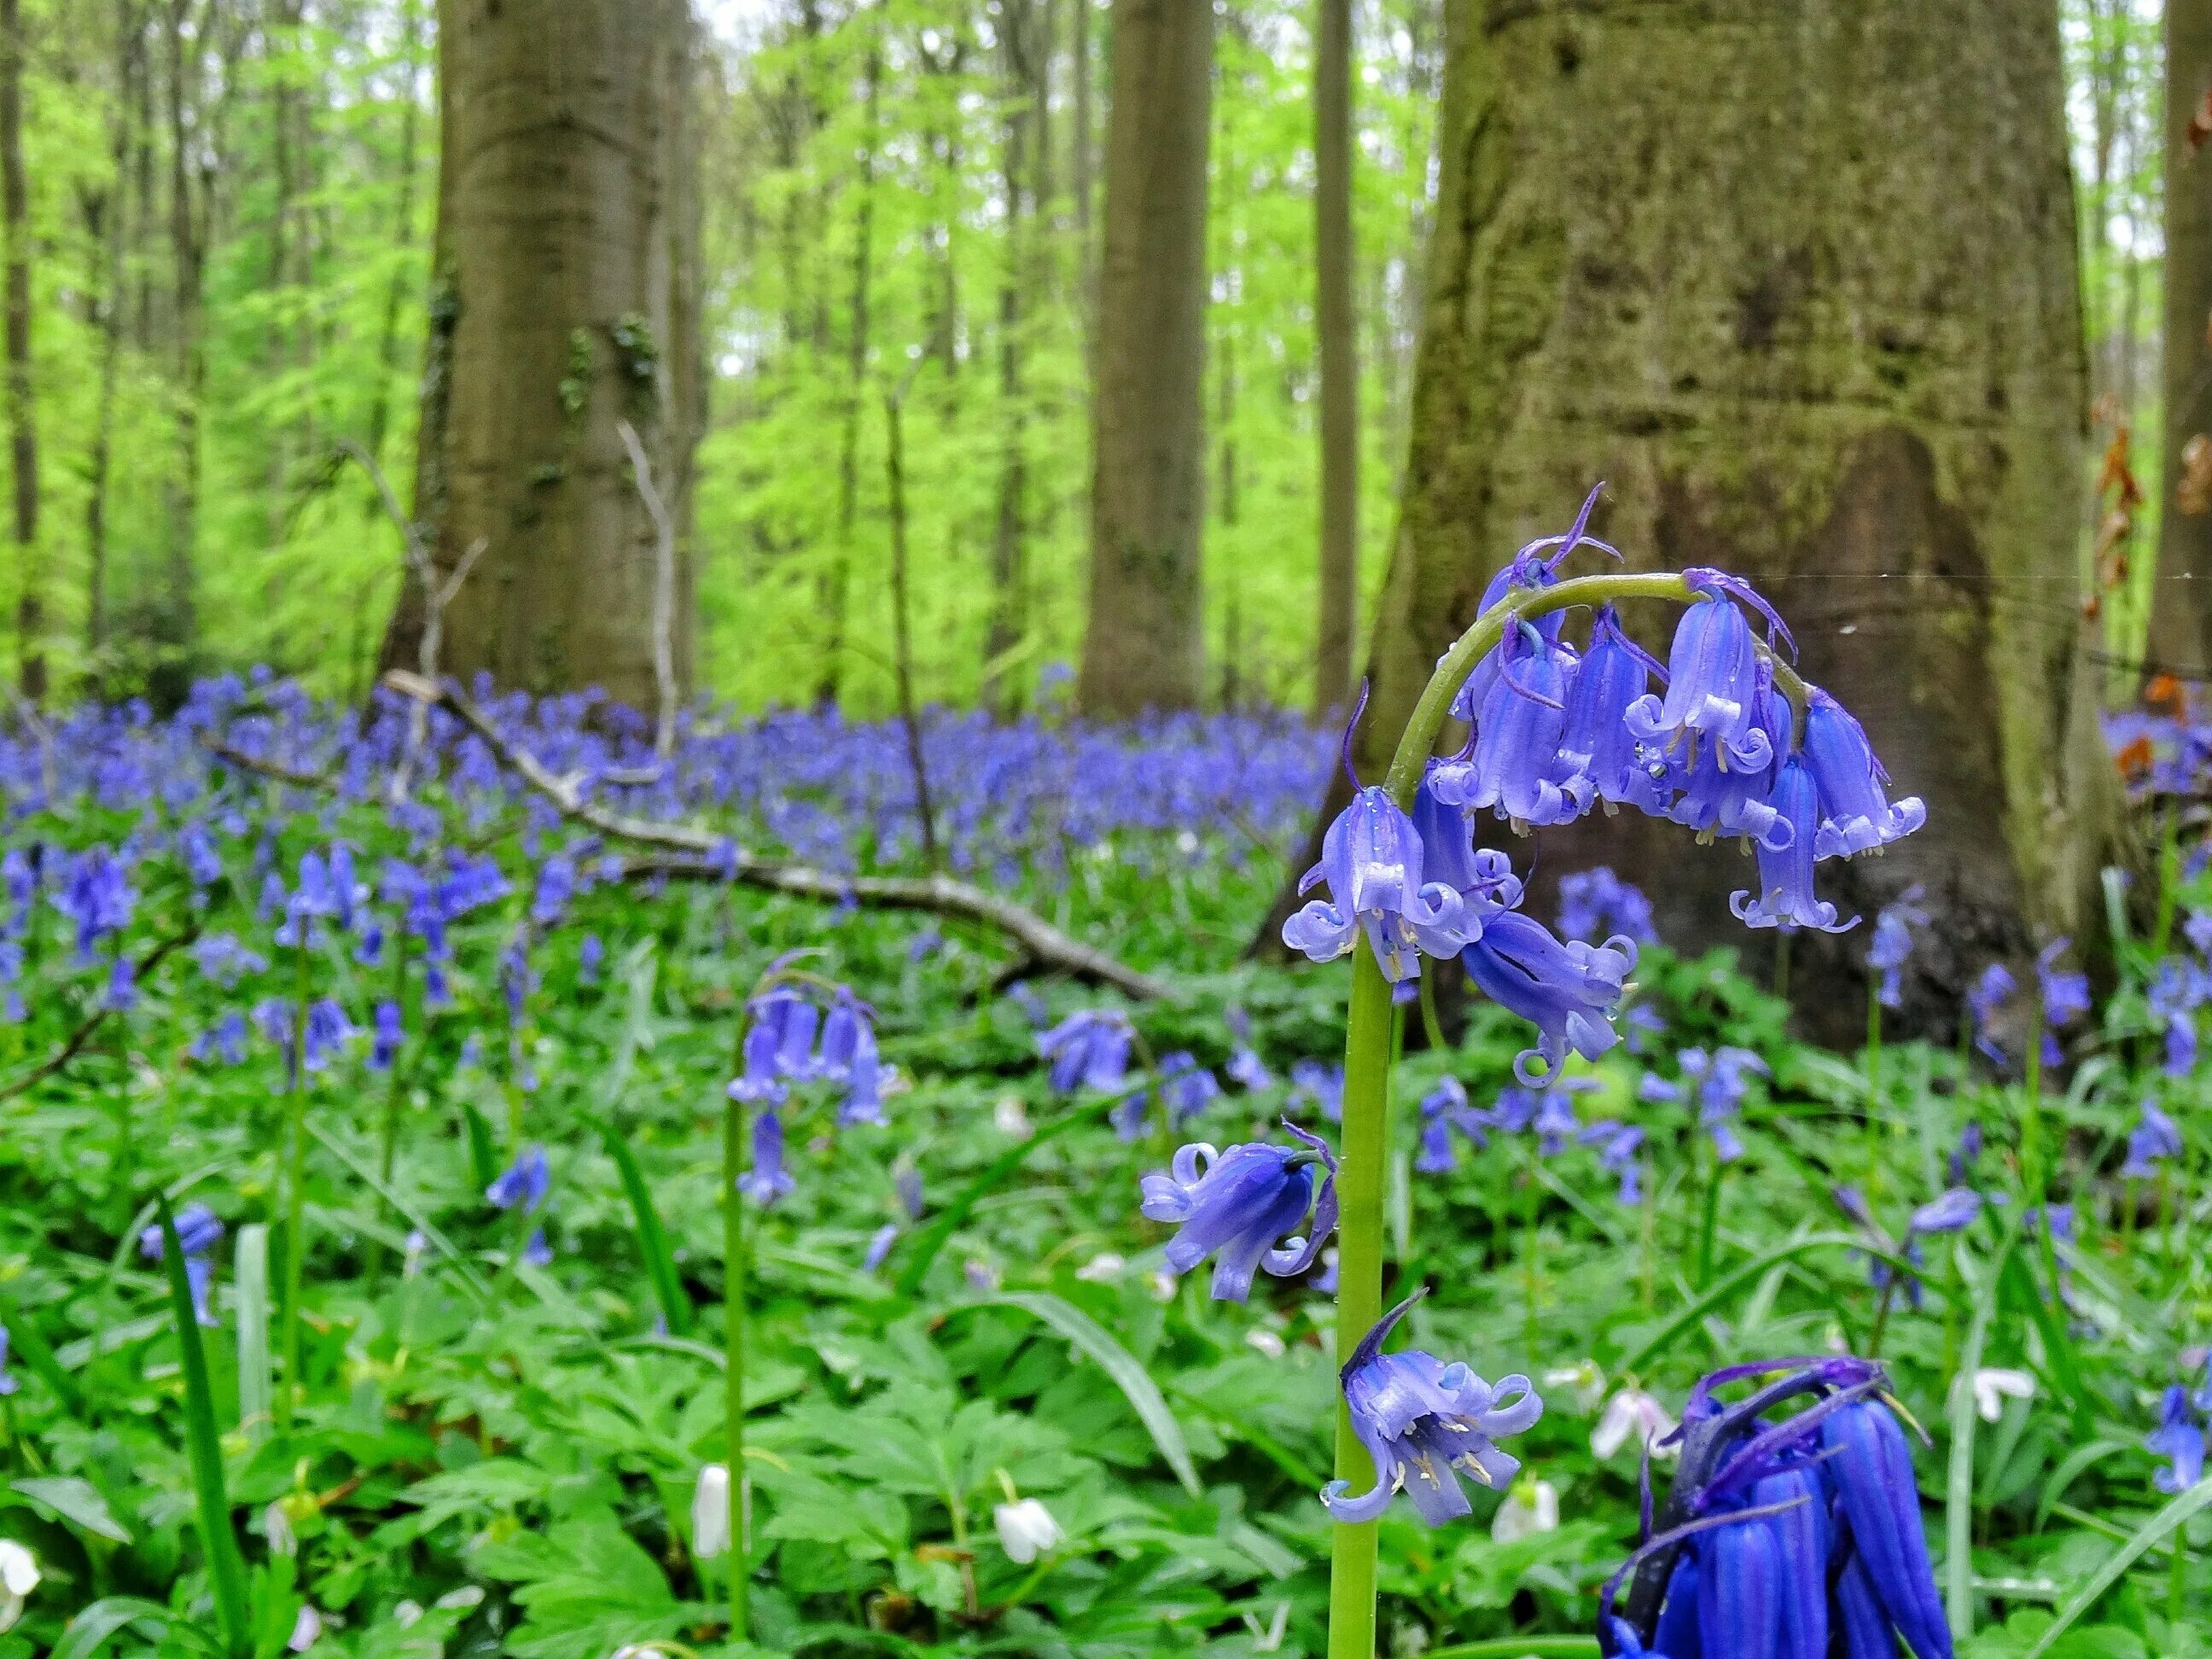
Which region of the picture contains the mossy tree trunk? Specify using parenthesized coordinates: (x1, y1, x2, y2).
(1267, 0, 2108, 1038)
(2151, 0, 2212, 678)
(384, 0, 703, 708)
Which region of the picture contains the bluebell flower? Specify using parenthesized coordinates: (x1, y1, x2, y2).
(53, 847, 134, 961)
(726, 1019, 789, 1106)
(1641, 1046, 1767, 1162)
(579, 934, 604, 986)
(1224, 1008, 1272, 1091)
(1154, 1051, 1222, 1126)
(2147, 1384, 2206, 1493)
(191, 1010, 249, 1067)
(1559, 607, 1673, 815)
(740, 1108, 795, 1207)
(1449, 488, 1610, 718)
(1729, 756, 1855, 932)
(864, 1223, 900, 1272)
(521, 1229, 554, 1268)
(1623, 1003, 1665, 1056)
(1557, 866, 1657, 947)
(1604, 1356, 1950, 1659)
(1907, 1188, 1981, 1237)
(1321, 1295, 1544, 1525)
(141, 1203, 224, 1327)
(1948, 1122, 1983, 1185)
(2035, 939, 2090, 1028)
(1004, 981, 1050, 1029)
(0, 1325, 15, 1396)
(1284, 745, 1473, 981)
(178, 822, 224, 888)
(302, 998, 353, 1072)
(1625, 579, 1779, 776)
(1409, 777, 1526, 913)
(1417, 1075, 1480, 1173)
(352, 917, 385, 966)
(369, 1001, 403, 1073)
(2189, 909, 2212, 959)
(2120, 1101, 2183, 1179)
(105, 956, 136, 1012)
(486, 1146, 550, 1214)
(1802, 688, 1927, 859)
(1138, 1124, 1337, 1301)
(818, 991, 884, 1126)
(894, 1162, 924, 1220)
(1579, 1121, 1645, 1205)
(531, 854, 574, 927)
(1660, 683, 1790, 851)
(1431, 626, 1594, 831)
(1039, 1008, 1134, 1094)
(1969, 963, 2015, 1065)
(1463, 909, 1637, 1084)
(1288, 1058, 1345, 1122)
(1866, 885, 1930, 1008)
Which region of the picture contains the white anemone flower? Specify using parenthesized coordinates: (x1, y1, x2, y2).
(692, 1463, 731, 1558)
(993, 1497, 1064, 1563)
(1970, 1367, 2037, 1422)
(288, 1604, 323, 1651)
(0, 1541, 36, 1633)
(1490, 1477, 1560, 1543)
(1592, 1387, 1678, 1460)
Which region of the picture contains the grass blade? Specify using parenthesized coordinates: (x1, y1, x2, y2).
(964, 1289, 1201, 1496)
(154, 1197, 250, 1658)
(0, 1285, 84, 1412)
(51, 1597, 174, 1659)
(1617, 1233, 1910, 1374)
(1947, 1233, 2012, 1640)
(2022, 1478, 2212, 1657)
(306, 1123, 490, 1303)
(2034, 1437, 2133, 1532)
(233, 1223, 271, 1438)
(892, 1091, 1121, 1297)
(588, 1113, 695, 1336)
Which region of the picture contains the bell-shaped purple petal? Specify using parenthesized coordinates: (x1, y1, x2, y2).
(1283, 787, 1473, 981)
(1731, 758, 1857, 933)
(1803, 690, 1925, 859)
(1138, 1125, 1337, 1302)
(1461, 910, 1636, 1083)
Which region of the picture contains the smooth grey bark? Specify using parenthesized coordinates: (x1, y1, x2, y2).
(1264, 0, 2107, 1039)
(1078, 0, 1213, 716)
(2151, 0, 2212, 677)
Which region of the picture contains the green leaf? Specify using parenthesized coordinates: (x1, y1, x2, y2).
(1615, 1232, 1906, 1375)
(7, 1475, 130, 1543)
(962, 1291, 1201, 1496)
(2022, 1479, 2212, 1658)
(2035, 1438, 2135, 1533)
(306, 1123, 490, 1304)
(587, 1113, 695, 1336)
(233, 1222, 272, 1438)
(50, 1598, 172, 1659)
(154, 1197, 251, 1658)
(1948, 1232, 2014, 1640)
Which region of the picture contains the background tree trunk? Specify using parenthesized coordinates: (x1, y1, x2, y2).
(2151, 0, 2212, 678)
(1077, 0, 1212, 717)
(1, 0, 41, 700)
(1312, 0, 1355, 718)
(1260, 0, 2107, 1042)
(985, 0, 1034, 712)
(383, 0, 701, 707)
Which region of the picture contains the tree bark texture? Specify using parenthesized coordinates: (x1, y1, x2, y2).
(2151, 0, 2212, 678)
(1078, 0, 1213, 717)
(1266, 0, 2106, 1041)
(1, 0, 41, 700)
(387, 0, 702, 708)
(1313, 0, 1356, 718)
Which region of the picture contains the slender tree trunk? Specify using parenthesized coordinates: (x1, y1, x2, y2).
(364, 0, 424, 467)
(819, 23, 879, 706)
(1218, 319, 1241, 707)
(381, 0, 703, 706)
(1078, 0, 1213, 716)
(157, 0, 203, 705)
(985, 0, 1033, 709)
(1071, 0, 1094, 326)
(2152, 0, 2212, 678)
(0, 0, 39, 701)
(88, 1, 142, 678)
(1260, 0, 2106, 1039)
(1313, 0, 1356, 716)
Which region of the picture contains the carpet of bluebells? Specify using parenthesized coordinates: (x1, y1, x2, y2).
(0, 674, 2205, 1659)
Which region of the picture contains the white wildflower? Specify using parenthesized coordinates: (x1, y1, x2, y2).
(993, 1497, 1064, 1564)
(1490, 1478, 1560, 1544)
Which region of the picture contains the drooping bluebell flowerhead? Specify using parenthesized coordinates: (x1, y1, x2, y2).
(1866, 885, 1930, 1009)
(1283, 784, 1473, 982)
(1559, 608, 1673, 815)
(1557, 866, 1658, 947)
(190, 933, 267, 988)
(818, 990, 885, 1126)
(1449, 484, 1612, 719)
(53, 847, 135, 962)
(1409, 776, 1527, 911)
(1639, 1046, 1767, 1162)
(2146, 1384, 2205, 1494)
(1461, 906, 1637, 1084)
(1579, 1121, 1645, 1205)
(486, 1146, 550, 1214)
(1729, 755, 1855, 933)
(1802, 689, 1927, 859)
(2148, 957, 2207, 1076)
(369, 1000, 403, 1073)
(1906, 1188, 1982, 1237)
(1139, 1123, 1336, 1301)
(1603, 1355, 1952, 1659)
(1038, 1008, 1135, 1094)
(1625, 578, 1780, 777)
(2120, 1101, 2183, 1179)
(1416, 1075, 1483, 1173)
(1321, 1295, 1544, 1525)
(302, 998, 354, 1073)
(1432, 625, 1595, 832)
(191, 1010, 249, 1067)
(531, 853, 575, 928)
(141, 1203, 224, 1327)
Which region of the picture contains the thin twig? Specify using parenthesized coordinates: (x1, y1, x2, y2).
(614, 418, 680, 765)
(0, 921, 204, 1103)
(381, 672, 1164, 998)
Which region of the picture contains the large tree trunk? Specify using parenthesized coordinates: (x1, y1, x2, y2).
(1262, 0, 2106, 1043)
(1, 0, 40, 701)
(382, 0, 701, 707)
(1312, 0, 1356, 718)
(155, 0, 203, 708)
(985, 0, 1035, 711)
(1077, 0, 1212, 717)
(2151, 1, 2212, 678)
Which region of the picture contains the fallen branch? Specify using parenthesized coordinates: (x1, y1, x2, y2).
(0, 922, 205, 1102)
(214, 672, 1167, 1000)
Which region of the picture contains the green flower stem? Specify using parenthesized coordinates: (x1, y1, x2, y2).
(724, 1083, 749, 1640)
(1325, 570, 1702, 1659)
(279, 936, 311, 1431)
